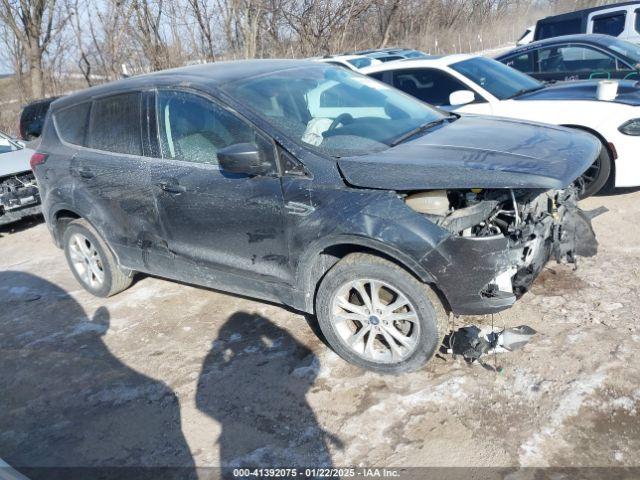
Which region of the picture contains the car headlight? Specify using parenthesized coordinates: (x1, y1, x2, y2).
(619, 119, 640, 135)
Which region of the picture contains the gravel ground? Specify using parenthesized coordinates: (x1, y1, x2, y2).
(1, 189, 639, 478)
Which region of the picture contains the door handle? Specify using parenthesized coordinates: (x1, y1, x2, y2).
(157, 181, 186, 194)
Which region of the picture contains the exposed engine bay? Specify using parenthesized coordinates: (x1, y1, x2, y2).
(404, 186, 598, 299)
(0, 172, 40, 225)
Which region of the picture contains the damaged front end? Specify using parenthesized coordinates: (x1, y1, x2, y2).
(412, 186, 598, 315)
(0, 172, 41, 225)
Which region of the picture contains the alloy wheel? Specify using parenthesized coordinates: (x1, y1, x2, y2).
(330, 279, 421, 363)
(68, 233, 105, 289)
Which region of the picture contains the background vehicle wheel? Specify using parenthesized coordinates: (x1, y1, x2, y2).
(63, 218, 133, 297)
(576, 142, 611, 199)
(315, 253, 447, 373)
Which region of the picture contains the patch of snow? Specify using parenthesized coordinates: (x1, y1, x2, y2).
(519, 370, 608, 466)
(292, 356, 321, 379)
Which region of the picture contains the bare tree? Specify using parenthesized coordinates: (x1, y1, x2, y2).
(131, 0, 170, 70)
(0, 0, 70, 98)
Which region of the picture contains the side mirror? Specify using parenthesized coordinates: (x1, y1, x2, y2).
(217, 143, 271, 176)
(449, 90, 475, 106)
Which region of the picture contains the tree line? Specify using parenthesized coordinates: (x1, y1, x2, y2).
(0, 0, 618, 103)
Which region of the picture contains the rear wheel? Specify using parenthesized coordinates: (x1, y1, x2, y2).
(315, 253, 447, 373)
(575, 141, 612, 199)
(63, 219, 133, 297)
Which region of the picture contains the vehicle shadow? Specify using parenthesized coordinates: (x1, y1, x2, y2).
(0, 213, 44, 236)
(196, 312, 340, 475)
(0, 271, 196, 480)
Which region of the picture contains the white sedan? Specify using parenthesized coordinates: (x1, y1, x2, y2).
(363, 54, 640, 197)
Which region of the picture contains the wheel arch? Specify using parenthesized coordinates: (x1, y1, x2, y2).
(295, 236, 438, 313)
(50, 207, 82, 247)
(560, 123, 616, 189)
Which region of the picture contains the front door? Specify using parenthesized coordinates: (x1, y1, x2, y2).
(150, 89, 291, 293)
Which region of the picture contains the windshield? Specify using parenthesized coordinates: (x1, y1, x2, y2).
(224, 65, 444, 157)
(0, 133, 23, 154)
(604, 37, 640, 64)
(450, 56, 543, 100)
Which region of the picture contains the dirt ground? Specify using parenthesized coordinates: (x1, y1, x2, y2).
(1, 189, 640, 478)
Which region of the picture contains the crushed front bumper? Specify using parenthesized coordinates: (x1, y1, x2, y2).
(0, 172, 41, 225)
(421, 193, 598, 315)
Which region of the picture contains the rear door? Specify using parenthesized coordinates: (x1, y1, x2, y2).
(68, 91, 163, 269)
(150, 88, 292, 290)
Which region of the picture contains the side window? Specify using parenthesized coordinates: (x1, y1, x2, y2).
(592, 12, 626, 36)
(504, 52, 534, 73)
(378, 56, 403, 63)
(368, 71, 387, 82)
(54, 102, 91, 146)
(157, 90, 275, 167)
(537, 18, 582, 39)
(536, 45, 616, 72)
(88, 92, 142, 155)
(636, 9, 640, 33)
(391, 68, 472, 106)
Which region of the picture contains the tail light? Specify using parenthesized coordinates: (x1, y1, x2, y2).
(30, 152, 48, 170)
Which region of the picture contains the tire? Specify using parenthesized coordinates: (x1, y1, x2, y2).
(576, 141, 612, 199)
(315, 253, 448, 374)
(62, 218, 133, 297)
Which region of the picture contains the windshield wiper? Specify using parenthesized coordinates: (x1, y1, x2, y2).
(390, 115, 457, 147)
(507, 85, 544, 99)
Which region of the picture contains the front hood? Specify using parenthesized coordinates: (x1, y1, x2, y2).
(519, 79, 640, 106)
(337, 115, 600, 190)
(0, 147, 33, 178)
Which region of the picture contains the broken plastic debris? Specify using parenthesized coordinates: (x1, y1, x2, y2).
(447, 324, 536, 363)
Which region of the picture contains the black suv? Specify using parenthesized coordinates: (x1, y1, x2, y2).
(32, 60, 598, 373)
(19, 96, 59, 141)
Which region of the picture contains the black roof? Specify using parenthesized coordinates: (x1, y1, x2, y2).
(496, 33, 618, 58)
(53, 59, 314, 110)
(537, 1, 640, 24)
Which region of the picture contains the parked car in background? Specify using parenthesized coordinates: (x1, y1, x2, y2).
(517, 25, 536, 45)
(32, 60, 598, 373)
(19, 96, 59, 141)
(316, 54, 383, 70)
(0, 131, 39, 224)
(364, 54, 640, 197)
(534, 1, 640, 43)
(496, 34, 640, 82)
(317, 48, 429, 70)
(361, 48, 430, 62)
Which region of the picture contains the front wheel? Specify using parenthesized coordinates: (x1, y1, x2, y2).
(315, 253, 447, 374)
(576, 142, 612, 199)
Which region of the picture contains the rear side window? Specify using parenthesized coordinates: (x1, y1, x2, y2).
(537, 18, 582, 39)
(504, 52, 534, 73)
(592, 12, 626, 36)
(54, 102, 91, 146)
(87, 92, 142, 155)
